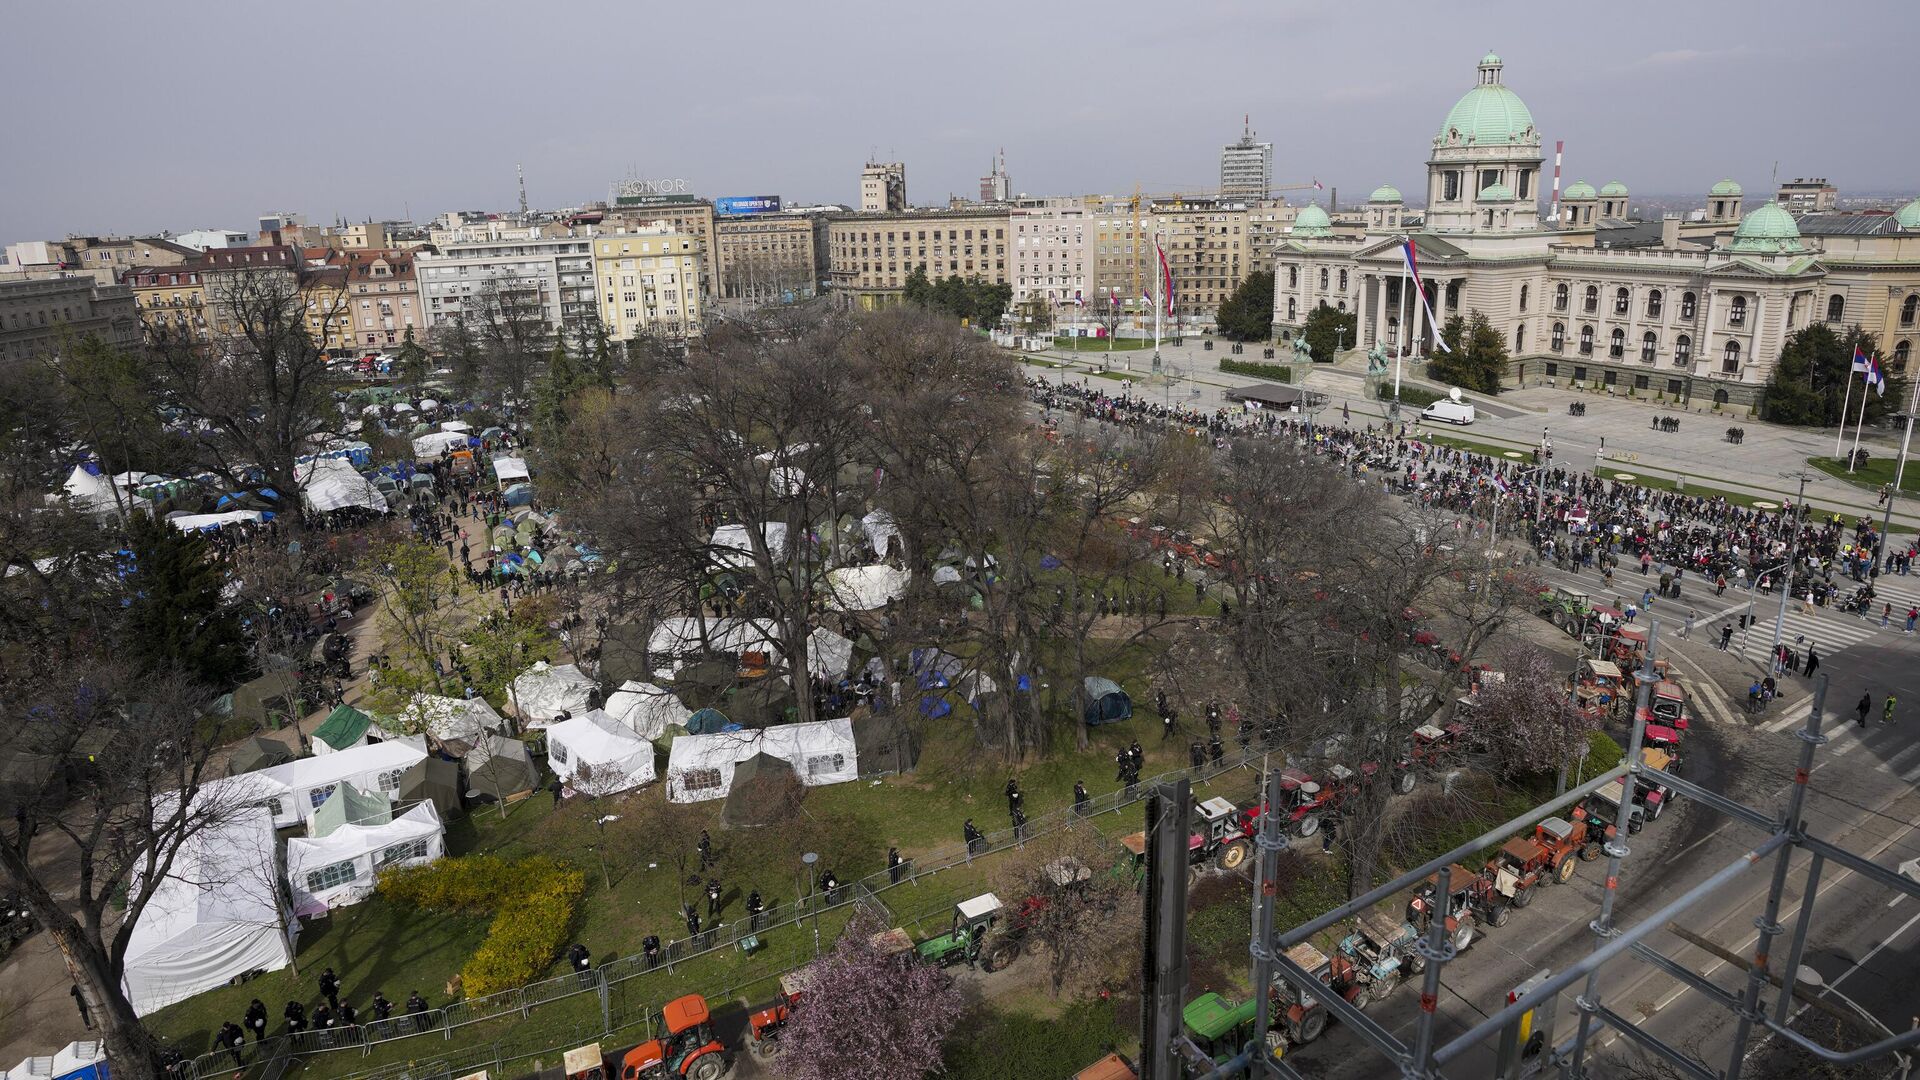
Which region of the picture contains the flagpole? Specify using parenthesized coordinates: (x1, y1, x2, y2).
(1152, 230, 1162, 375)
(1877, 373, 1917, 570)
(1849, 362, 1874, 472)
(1835, 361, 1856, 460)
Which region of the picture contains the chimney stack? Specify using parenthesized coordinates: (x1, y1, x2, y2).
(1660, 215, 1680, 249)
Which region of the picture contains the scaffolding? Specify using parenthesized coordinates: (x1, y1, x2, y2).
(1186, 619, 1920, 1080)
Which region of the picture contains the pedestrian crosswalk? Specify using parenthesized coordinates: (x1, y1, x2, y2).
(1758, 707, 1920, 782)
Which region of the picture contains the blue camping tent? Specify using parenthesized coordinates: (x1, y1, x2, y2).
(687, 707, 730, 735)
(1083, 677, 1132, 726)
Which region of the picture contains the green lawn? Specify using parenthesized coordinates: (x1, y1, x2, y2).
(1418, 432, 1539, 460)
(1809, 454, 1920, 494)
(1050, 337, 1157, 352)
(1089, 370, 1144, 383)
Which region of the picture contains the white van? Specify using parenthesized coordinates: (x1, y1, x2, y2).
(1421, 399, 1476, 425)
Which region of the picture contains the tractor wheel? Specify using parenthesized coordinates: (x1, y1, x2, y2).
(981, 939, 1020, 973)
(1350, 984, 1373, 1012)
(1647, 798, 1665, 822)
(1579, 841, 1603, 862)
(1451, 917, 1476, 952)
(1407, 953, 1427, 975)
(1217, 839, 1252, 872)
(1297, 815, 1320, 839)
(1395, 771, 1417, 796)
(1264, 1028, 1288, 1056)
(1555, 855, 1579, 884)
(1511, 884, 1534, 909)
(1488, 904, 1513, 928)
(1626, 814, 1644, 835)
(1295, 1008, 1329, 1045)
(687, 1055, 724, 1080)
(1374, 972, 1401, 998)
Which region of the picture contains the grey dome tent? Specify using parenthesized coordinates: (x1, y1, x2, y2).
(399, 757, 461, 817)
(462, 737, 537, 803)
(227, 736, 296, 776)
(720, 752, 804, 828)
(1082, 677, 1132, 726)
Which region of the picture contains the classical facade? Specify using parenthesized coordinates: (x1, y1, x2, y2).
(712, 212, 825, 309)
(1272, 53, 1920, 408)
(0, 276, 139, 360)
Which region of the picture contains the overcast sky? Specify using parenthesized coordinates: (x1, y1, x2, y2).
(8, 0, 1912, 243)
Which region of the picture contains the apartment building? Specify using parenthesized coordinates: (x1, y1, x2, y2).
(590, 226, 704, 339)
(416, 226, 598, 341)
(200, 243, 303, 338)
(0, 276, 140, 360)
(3, 236, 192, 285)
(1220, 126, 1273, 199)
(825, 207, 1010, 310)
(1010, 198, 1091, 309)
(713, 212, 825, 308)
(124, 261, 209, 341)
(860, 162, 907, 213)
(605, 197, 716, 304)
(338, 249, 422, 350)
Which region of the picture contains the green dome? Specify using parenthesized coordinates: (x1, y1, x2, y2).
(1710, 179, 1742, 196)
(1896, 197, 1920, 230)
(1368, 184, 1403, 203)
(1599, 181, 1629, 197)
(1477, 183, 1515, 202)
(1293, 204, 1333, 237)
(1481, 51, 1502, 65)
(1562, 180, 1597, 200)
(1728, 202, 1804, 254)
(1439, 83, 1536, 145)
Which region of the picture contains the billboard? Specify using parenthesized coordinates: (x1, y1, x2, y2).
(716, 195, 782, 216)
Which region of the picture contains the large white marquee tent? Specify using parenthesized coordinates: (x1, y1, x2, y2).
(664, 718, 857, 803)
(285, 801, 446, 917)
(510, 662, 597, 727)
(547, 710, 657, 794)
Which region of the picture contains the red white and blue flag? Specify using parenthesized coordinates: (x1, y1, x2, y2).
(1868, 354, 1887, 396)
(1492, 473, 1511, 494)
(1312, 179, 1324, 191)
(1851, 346, 1871, 375)
(1155, 240, 1174, 316)
(1401, 239, 1450, 352)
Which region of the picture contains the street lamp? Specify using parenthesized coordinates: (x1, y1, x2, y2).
(1767, 471, 1818, 670)
(801, 851, 821, 956)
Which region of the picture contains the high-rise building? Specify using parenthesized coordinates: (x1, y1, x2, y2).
(860, 162, 907, 213)
(1776, 177, 1837, 214)
(980, 150, 1010, 204)
(1220, 119, 1273, 199)
(1010, 198, 1090, 310)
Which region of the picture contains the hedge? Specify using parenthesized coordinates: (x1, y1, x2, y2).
(1219, 359, 1293, 381)
(1373, 383, 1446, 409)
(379, 854, 588, 996)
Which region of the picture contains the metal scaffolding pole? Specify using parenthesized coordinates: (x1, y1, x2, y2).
(1247, 766, 1286, 1078)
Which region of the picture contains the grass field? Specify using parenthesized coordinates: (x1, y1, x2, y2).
(1050, 337, 1156, 352)
(1809, 454, 1920, 494)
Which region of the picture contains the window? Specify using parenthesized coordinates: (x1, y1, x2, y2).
(1443, 171, 1461, 201)
(1287, 298, 1296, 320)
(305, 860, 356, 892)
(1514, 325, 1525, 352)
(550, 741, 569, 765)
(262, 798, 284, 818)
(1681, 292, 1698, 319)
(805, 754, 846, 777)
(1729, 296, 1747, 326)
(1518, 170, 1532, 200)
(1580, 325, 1594, 355)
(1609, 329, 1625, 358)
(1339, 269, 1348, 291)
(1668, 379, 1685, 395)
(376, 769, 404, 792)
(1545, 362, 1558, 378)
(1827, 294, 1845, 323)
(1551, 322, 1566, 351)
(1903, 296, 1917, 326)
(1584, 286, 1598, 314)
(307, 783, 337, 810)
(1895, 340, 1911, 372)
(1641, 332, 1657, 362)
(681, 768, 724, 793)
(1318, 268, 1329, 289)
(378, 838, 431, 867)
(1634, 375, 1650, 390)
(1555, 284, 1569, 311)
(1647, 290, 1663, 318)
(1614, 288, 1630, 315)
(1722, 340, 1741, 372)
(1518, 284, 1529, 312)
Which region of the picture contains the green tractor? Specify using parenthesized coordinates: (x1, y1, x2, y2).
(914, 893, 1022, 971)
(1539, 587, 1592, 634)
(1181, 992, 1282, 1072)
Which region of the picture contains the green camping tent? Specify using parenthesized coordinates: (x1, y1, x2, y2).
(228, 736, 296, 776)
(311, 780, 392, 837)
(313, 705, 373, 753)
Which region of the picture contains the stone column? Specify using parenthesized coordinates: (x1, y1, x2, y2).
(1702, 289, 1720, 374)
(1434, 279, 1450, 335)
(1373, 273, 1389, 347)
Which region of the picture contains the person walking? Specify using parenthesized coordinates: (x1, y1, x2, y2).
(568, 942, 592, 987)
(1884, 694, 1898, 724)
(698, 830, 713, 871)
(1004, 778, 1023, 818)
(1719, 623, 1734, 651)
(963, 818, 985, 857)
(1320, 816, 1337, 855)
(405, 991, 429, 1034)
(318, 967, 341, 1010)
(1856, 692, 1873, 728)
(245, 998, 268, 1042)
(218, 1022, 246, 1067)
(745, 890, 763, 932)
(1804, 646, 1820, 681)
(683, 903, 701, 938)
(70, 985, 92, 1031)
(1907, 605, 1918, 634)
(887, 846, 904, 884)
(284, 999, 307, 1035)
(1073, 780, 1089, 815)
(1682, 608, 1696, 639)
(641, 935, 662, 969)
(371, 991, 394, 1023)
(706, 877, 724, 919)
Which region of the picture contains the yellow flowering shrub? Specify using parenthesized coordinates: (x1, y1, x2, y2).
(378, 854, 588, 997)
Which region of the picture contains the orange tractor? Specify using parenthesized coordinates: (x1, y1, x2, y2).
(619, 995, 727, 1080)
(1483, 816, 1596, 910)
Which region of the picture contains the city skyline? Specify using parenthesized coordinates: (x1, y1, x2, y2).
(7, 0, 1914, 243)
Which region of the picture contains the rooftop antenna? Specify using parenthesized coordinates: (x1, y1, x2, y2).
(518, 163, 529, 216)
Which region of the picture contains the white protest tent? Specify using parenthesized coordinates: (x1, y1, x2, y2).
(297, 457, 388, 515)
(547, 710, 657, 794)
(769, 466, 807, 497)
(709, 523, 788, 569)
(665, 718, 857, 803)
(203, 741, 426, 828)
(491, 456, 530, 483)
(58, 466, 148, 518)
(603, 681, 692, 741)
(121, 806, 296, 1015)
(824, 565, 909, 612)
(753, 443, 814, 464)
(646, 617, 779, 679)
(411, 430, 469, 458)
(439, 420, 470, 433)
(371, 694, 505, 747)
(861, 510, 900, 558)
(510, 661, 598, 728)
(167, 510, 266, 532)
(285, 801, 445, 917)
(808, 626, 855, 680)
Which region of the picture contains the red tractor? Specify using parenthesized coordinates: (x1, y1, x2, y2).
(1405, 722, 1467, 773)
(1649, 677, 1693, 730)
(621, 995, 727, 1080)
(1483, 816, 1594, 909)
(746, 970, 814, 1059)
(1274, 769, 1338, 838)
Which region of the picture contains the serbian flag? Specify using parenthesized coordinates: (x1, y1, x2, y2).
(1341, 400, 1350, 421)
(1312, 179, 1324, 191)
(1868, 354, 1887, 396)
(1155, 240, 1174, 316)
(1851, 346, 1871, 375)
(1402, 239, 1451, 353)
(1493, 473, 1511, 494)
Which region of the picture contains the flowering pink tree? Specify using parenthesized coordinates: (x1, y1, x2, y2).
(1473, 643, 1599, 778)
(776, 915, 963, 1080)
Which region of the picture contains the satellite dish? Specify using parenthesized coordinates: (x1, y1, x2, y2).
(1449, 386, 1463, 402)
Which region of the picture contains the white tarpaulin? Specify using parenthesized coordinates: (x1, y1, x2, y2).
(824, 565, 909, 612)
(438, 420, 469, 432)
(665, 718, 858, 803)
(297, 457, 388, 514)
(167, 510, 265, 531)
(285, 801, 444, 917)
(510, 661, 597, 728)
(769, 466, 806, 497)
(58, 466, 148, 518)
(371, 695, 505, 746)
(604, 681, 692, 741)
(411, 430, 469, 457)
(201, 741, 427, 828)
(491, 456, 530, 482)
(547, 710, 657, 794)
(646, 617, 778, 679)
(122, 807, 295, 1015)
(808, 627, 854, 679)
(709, 523, 787, 568)
(861, 510, 900, 558)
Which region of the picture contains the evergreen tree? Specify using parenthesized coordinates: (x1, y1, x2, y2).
(1763, 324, 1898, 427)
(1300, 302, 1356, 363)
(533, 341, 586, 446)
(394, 328, 430, 386)
(1430, 310, 1509, 394)
(121, 513, 247, 688)
(1214, 270, 1275, 342)
(902, 265, 933, 307)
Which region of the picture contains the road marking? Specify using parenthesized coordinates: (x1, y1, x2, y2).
(1902, 762, 1920, 783)
(1882, 743, 1920, 773)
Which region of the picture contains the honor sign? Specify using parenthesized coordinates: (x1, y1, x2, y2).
(614, 177, 696, 207)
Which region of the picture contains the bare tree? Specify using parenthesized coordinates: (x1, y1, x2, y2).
(468, 274, 553, 406)
(993, 825, 1141, 998)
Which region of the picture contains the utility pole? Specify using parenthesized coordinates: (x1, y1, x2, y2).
(1140, 780, 1192, 1080)
(1248, 765, 1285, 1078)
(1768, 470, 1817, 671)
